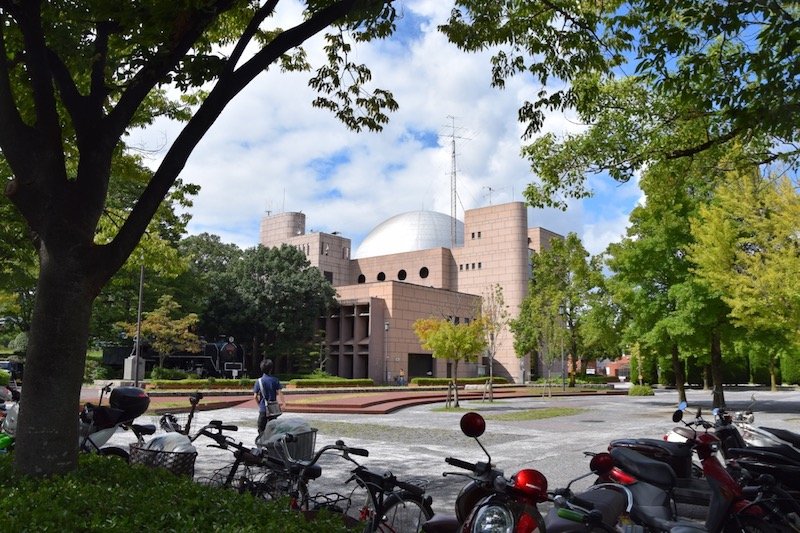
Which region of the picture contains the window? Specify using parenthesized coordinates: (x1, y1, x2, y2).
(471, 232, 475, 239)
(419, 267, 429, 279)
(377, 272, 386, 281)
(478, 231, 482, 238)
(323, 271, 333, 283)
(471, 263, 475, 269)
(397, 269, 407, 281)
(459, 264, 463, 271)
(478, 262, 482, 269)
(357, 274, 366, 284)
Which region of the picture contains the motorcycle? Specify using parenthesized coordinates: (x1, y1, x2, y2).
(0, 385, 20, 453)
(423, 411, 631, 533)
(598, 406, 800, 532)
(77, 383, 155, 459)
(608, 402, 711, 505)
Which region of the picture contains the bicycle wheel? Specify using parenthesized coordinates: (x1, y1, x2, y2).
(370, 491, 433, 533)
(343, 479, 378, 531)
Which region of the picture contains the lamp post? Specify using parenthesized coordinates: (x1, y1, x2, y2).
(134, 263, 144, 387)
(558, 302, 567, 391)
(488, 331, 494, 402)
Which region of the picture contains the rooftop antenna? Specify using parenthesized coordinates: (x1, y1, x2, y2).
(484, 186, 496, 205)
(445, 115, 469, 247)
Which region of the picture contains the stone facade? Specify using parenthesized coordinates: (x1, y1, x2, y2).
(259, 202, 561, 383)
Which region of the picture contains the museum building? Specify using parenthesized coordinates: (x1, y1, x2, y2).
(259, 201, 561, 384)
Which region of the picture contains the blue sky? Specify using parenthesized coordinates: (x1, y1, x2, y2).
(135, 0, 642, 257)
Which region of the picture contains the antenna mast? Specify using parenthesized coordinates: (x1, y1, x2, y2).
(448, 116, 457, 247)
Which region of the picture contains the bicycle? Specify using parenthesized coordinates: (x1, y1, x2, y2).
(158, 391, 204, 436)
(268, 433, 434, 532)
(194, 419, 283, 497)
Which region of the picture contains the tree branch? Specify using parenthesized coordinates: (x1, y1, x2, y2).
(99, 0, 378, 285)
(223, 0, 279, 77)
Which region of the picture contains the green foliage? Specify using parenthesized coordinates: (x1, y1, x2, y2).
(150, 367, 190, 381)
(0, 454, 349, 531)
(149, 378, 244, 390)
(233, 245, 337, 369)
(628, 385, 655, 396)
(117, 294, 201, 367)
(413, 317, 488, 375)
(289, 378, 374, 389)
(409, 377, 509, 387)
(510, 233, 606, 385)
(8, 332, 27, 355)
(442, 1, 799, 206)
(0, 370, 8, 386)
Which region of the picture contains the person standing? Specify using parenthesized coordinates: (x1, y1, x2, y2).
(253, 359, 283, 436)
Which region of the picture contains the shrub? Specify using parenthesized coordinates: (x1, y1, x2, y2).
(8, 332, 27, 355)
(0, 454, 349, 531)
(628, 384, 654, 396)
(289, 378, 374, 389)
(150, 366, 189, 380)
(149, 378, 250, 390)
(0, 370, 8, 386)
(409, 377, 509, 387)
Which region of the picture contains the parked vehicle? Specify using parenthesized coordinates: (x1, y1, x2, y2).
(78, 384, 155, 459)
(423, 412, 630, 533)
(598, 406, 800, 532)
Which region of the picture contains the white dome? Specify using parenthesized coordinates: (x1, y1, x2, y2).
(354, 211, 464, 258)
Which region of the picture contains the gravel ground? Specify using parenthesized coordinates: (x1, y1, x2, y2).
(106, 388, 800, 516)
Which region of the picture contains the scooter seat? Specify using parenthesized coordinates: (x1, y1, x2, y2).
(610, 447, 677, 489)
(728, 444, 800, 465)
(610, 437, 694, 459)
(761, 427, 800, 448)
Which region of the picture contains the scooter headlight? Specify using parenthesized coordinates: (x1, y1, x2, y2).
(471, 504, 514, 533)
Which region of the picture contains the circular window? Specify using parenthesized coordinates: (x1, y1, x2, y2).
(397, 269, 407, 281)
(377, 272, 386, 281)
(419, 267, 429, 279)
(357, 274, 366, 284)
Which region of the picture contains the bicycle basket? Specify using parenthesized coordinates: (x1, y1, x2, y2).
(129, 443, 197, 477)
(266, 428, 317, 462)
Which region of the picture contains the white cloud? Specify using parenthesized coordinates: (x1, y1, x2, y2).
(134, 0, 639, 254)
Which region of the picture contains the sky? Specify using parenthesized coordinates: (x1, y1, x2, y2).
(131, 0, 643, 257)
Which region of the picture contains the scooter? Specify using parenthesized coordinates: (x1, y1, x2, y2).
(423, 412, 631, 533)
(78, 383, 156, 459)
(598, 407, 800, 532)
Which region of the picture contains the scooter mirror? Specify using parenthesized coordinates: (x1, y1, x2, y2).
(460, 412, 486, 438)
(677, 401, 687, 411)
(672, 409, 684, 423)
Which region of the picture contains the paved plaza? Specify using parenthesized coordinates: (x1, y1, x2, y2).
(105, 388, 800, 515)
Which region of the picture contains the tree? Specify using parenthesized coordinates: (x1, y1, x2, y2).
(441, 1, 799, 208)
(117, 294, 200, 367)
(233, 245, 337, 372)
(481, 283, 509, 401)
(690, 169, 800, 390)
(512, 233, 602, 387)
(413, 317, 487, 407)
(1, 1, 400, 476)
(174, 233, 246, 343)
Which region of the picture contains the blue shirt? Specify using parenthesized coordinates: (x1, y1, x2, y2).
(253, 374, 282, 413)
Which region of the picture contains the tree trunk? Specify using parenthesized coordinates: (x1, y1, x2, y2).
(769, 354, 777, 392)
(671, 343, 686, 403)
(13, 254, 94, 476)
(710, 331, 725, 409)
(453, 359, 460, 407)
(703, 365, 710, 390)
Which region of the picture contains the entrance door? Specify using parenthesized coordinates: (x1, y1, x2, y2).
(408, 353, 433, 379)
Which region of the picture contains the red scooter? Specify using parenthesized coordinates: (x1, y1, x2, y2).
(596, 407, 800, 532)
(423, 412, 630, 533)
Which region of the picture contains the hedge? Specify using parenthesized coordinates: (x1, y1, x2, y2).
(409, 377, 509, 387)
(0, 454, 349, 531)
(288, 378, 374, 388)
(149, 378, 253, 390)
(628, 384, 655, 396)
(0, 370, 8, 386)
